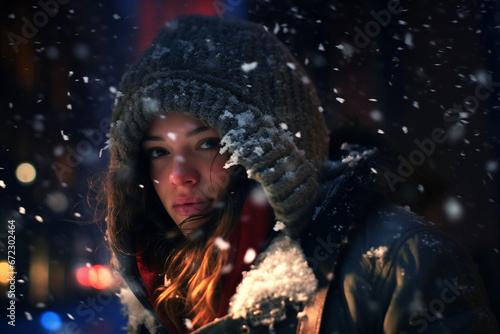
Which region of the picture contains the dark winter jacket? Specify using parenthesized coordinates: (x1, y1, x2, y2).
(114, 144, 499, 334)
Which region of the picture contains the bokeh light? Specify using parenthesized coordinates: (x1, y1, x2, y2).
(0, 261, 11, 284)
(15, 162, 37, 184)
(40, 311, 62, 331)
(45, 191, 69, 213)
(76, 266, 91, 286)
(444, 197, 464, 222)
(88, 265, 112, 290)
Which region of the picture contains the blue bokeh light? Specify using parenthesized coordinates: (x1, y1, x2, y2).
(40, 311, 62, 331)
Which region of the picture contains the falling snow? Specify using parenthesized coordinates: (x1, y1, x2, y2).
(164, 275, 172, 287)
(485, 161, 498, 173)
(142, 97, 160, 114)
(221, 263, 234, 274)
(336, 43, 356, 59)
(241, 61, 258, 73)
(249, 187, 268, 206)
(61, 130, 69, 141)
(370, 110, 383, 121)
(215, 237, 230, 250)
(273, 23, 280, 34)
(404, 32, 414, 49)
(273, 221, 285, 231)
(184, 318, 193, 330)
(444, 197, 464, 222)
(243, 248, 257, 264)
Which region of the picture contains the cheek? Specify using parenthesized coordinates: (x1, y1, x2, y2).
(149, 166, 170, 197)
(208, 154, 230, 194)
(149, 161, 170, 183)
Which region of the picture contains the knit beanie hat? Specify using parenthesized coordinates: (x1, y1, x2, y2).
(110, 15, 329, 236)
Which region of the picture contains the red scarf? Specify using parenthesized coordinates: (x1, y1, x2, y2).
(135, 197, 273, 332)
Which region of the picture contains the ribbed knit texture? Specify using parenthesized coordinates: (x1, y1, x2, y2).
(110, 15, 329, 236)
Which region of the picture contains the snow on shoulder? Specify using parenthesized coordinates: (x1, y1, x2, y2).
(229, 235, 318, 329)
(117, 287, 159, 334)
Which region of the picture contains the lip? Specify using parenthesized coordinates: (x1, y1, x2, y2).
(173, 196, 212, 216)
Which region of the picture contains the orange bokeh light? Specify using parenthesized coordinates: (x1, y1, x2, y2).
(0, 261, 11, 284)
(76, 265, 113, 289)
(88, 265, 112, 290)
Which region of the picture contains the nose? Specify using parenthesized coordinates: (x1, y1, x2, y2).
(169, 155, 199, 186)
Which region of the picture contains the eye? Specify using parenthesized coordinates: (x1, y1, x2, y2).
(147, 148, 168, 159)
(199, 138, 221, 150)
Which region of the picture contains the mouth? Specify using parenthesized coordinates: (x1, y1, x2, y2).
(173, 196, 212, 216)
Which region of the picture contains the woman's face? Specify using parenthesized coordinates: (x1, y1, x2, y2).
(142, 113, 230, 235)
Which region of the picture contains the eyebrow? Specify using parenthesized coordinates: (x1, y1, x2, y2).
(142, 126, 210, 142)
(187, 126, 210, 137)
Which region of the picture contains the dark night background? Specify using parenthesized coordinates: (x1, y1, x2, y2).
(0, 0, 499, 333)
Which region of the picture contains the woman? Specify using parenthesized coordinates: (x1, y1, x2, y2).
(103, 15, 498, 333)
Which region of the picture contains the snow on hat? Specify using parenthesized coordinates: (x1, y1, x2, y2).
(110, 15, 329, 236)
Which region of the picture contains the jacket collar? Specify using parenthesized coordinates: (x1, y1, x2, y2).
(301, 144, 384, 286)
(227, 144, 384, 330)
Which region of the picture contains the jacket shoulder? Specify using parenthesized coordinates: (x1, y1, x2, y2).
(343, 203, 474, 283)
(329, 203, 499, 333)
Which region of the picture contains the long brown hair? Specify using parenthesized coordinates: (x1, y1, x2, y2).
(100, 146, 254, 333)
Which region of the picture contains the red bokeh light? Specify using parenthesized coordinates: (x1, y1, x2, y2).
(76, 265, 112, 289)
(76, 266, 90, 286)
